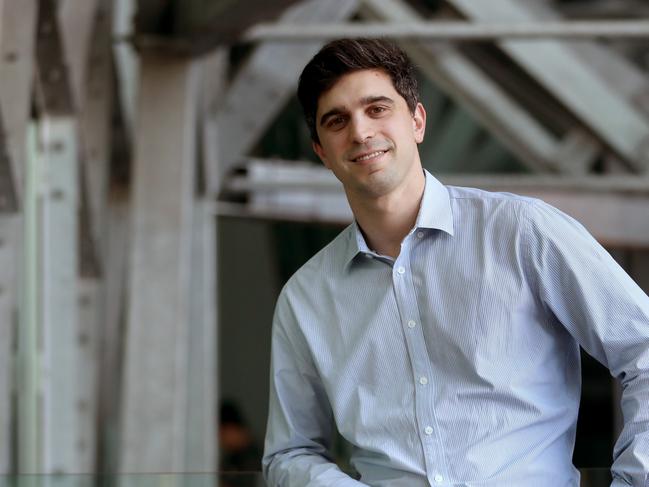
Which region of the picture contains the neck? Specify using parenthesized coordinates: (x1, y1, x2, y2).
(348, 170, 426, 259)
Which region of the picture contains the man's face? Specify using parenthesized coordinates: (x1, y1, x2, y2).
(313, 69, 426, 199)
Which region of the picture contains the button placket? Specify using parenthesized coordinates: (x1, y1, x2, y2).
(392, 249, 448, 484)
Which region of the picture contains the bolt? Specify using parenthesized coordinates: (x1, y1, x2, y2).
(78, 332, 90, 345)
(51, 189, 64, 200)
(50, 140, 65, 152)
(40, 22, 53, 35)
(79, 294, 91, 307)
(48, 68, 61, 83)
(4, 51, 18, 63)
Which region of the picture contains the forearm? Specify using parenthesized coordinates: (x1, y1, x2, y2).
(263, 448, 367, 487)
(610, 374, 649, 487)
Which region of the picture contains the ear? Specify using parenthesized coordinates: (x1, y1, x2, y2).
(312, 141, 331, 169)
(412, 102, 426, 144)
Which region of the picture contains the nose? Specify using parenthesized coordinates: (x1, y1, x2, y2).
(349, 115, 374, 144)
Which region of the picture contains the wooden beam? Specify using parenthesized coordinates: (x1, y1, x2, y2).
(119, 52, 198, 473)
(244, 19, 649, 41)
(359, 0, 566, 174)
(39, 117, 83, 473)
(213, 0, 359, 177)
(58, 0, 99, 109)
(97, 188, 130, 474)
(32, 0, 86, 473)
(185, 200, 217, 471)
(17, 124, 41, 474)
(168, 0, 302, 55)
(198, 48, 227, 196)
(0, 214, 18, 473)
(81, 0, 114, 262)
(0, 112, 18, 212)
(0, 0, 37, 205)
(223, 159, 649, 248)
(77, 5, 115, 472)
(113, 0, 139, 143)
(34, 0, 74, 116)
(550, 129, 601, 175)
(446, 0, 649, 173)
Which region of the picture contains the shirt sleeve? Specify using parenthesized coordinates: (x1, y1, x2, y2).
(523, 200, 649, 487)
(262, 291, 368, 487)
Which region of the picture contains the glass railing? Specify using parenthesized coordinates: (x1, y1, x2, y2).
(0, 470, 614, 487)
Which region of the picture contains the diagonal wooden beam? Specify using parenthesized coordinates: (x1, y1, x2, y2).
(113, 0, 139, 144)
(360, 0, 566, 174)
(0, 0, 38, 206)
(0, 112, 18, 213)
(58, 0, 99, 110)
(445, 0, 649, 173)
(213, 0, 359, 178)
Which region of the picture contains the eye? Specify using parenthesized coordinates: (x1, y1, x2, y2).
(326, 116, 347, 129)
(369, 105, 388, 116)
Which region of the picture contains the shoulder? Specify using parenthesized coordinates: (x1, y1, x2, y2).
(445, 184, 542, 232)
(278, 223, 353, 303)
(446, 184, 585, 229)
(447, 184, 538, 208)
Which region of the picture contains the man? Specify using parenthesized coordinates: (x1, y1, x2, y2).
(262, 38, 649, 486)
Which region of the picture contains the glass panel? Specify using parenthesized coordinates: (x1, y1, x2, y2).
(0, 470, 613, 487)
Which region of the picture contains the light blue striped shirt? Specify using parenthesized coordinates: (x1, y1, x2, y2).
(263, 171, 649, 487)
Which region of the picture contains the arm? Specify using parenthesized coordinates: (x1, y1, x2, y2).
(524, 201, 649, 487)
(262, 293, 367, 487)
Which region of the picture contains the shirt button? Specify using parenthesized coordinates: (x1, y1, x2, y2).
(407, 320, 416, 328)
(397, 266, 405, 274)
(419, 376, 428, 385)
(424, 426, 433, 435)
(416, 231, 424, 238)
(434, 474, 444, 483)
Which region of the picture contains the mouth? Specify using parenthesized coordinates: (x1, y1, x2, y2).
(351, 149, 389, 163)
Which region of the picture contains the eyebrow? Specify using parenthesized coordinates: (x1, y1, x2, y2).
(318, 95, 395, 127)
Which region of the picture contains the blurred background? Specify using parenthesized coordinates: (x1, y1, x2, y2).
(1, 0, 649, 480)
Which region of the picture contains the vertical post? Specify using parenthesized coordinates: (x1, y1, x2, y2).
(18, 124, 42, 474)
(75, 0, 114, 472)
(119, 52, 198, 473)
(0, 0, 38, 201)
(57, 0, 99, 111)
(39, 117, 81, 473)
(112, 0, 138, 140)
(0, 0, 37, 472)
(30, 0, 84, 473)
(193, 49, 227, 470)
(98, 188, 130, 473)
(0, 111, 18, 475)
(185, 201, 217, 472)
(0, 212, 17, 475)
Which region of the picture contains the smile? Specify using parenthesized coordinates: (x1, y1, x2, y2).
(352, 150, 388, 162)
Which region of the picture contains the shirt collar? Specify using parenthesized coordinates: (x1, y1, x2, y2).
(342, 170, 455, 267)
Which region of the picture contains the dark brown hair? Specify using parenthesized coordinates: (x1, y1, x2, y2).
(297, 38, 419, 143)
